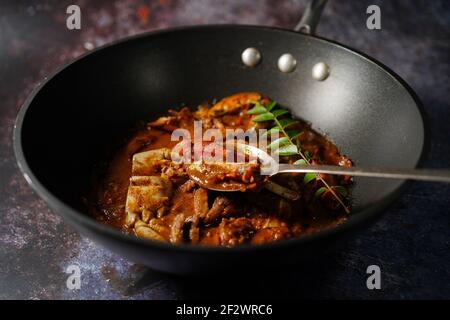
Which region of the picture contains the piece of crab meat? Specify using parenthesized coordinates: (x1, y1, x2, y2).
(219, 217, 255, 246)
(125, 175, 172, 220)
(186, 215, 200, 244)
(134, 220, 167, 242)
(187, 161, 265, 192)
(204, 196, 236, 224)
(193, 188, 209, 218)
(131, 148, 171, 176)
(170, 213, 186, 244)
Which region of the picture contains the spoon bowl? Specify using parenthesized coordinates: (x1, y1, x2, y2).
(187, 143, 450, 192)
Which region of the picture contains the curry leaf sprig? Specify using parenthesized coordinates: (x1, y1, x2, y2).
(248, 100, 350, 214)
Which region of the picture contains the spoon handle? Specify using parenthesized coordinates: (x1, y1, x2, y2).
(276, 164, 450, 183)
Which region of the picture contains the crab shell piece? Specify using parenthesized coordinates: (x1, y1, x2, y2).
(125, 176, 172, 216)
(124, 148, 174, 241)
(131, 148, 172, 176)
(208, 92, 262, 117)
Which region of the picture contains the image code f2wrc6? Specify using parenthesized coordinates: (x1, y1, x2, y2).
(176, 304, 273, 317)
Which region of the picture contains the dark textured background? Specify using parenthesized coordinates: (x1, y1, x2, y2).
(0, 0, 449, 299)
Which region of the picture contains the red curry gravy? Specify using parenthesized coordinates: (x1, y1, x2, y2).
(90, 92, 353, 246)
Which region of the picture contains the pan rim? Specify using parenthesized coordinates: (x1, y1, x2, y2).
(13, 24, 427, 255)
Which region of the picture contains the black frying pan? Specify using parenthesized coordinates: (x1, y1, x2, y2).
(14, 0, 425, 274)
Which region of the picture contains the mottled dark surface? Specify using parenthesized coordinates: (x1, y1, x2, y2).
(0, 0, 449, 300)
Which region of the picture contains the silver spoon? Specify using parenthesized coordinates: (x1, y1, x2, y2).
(243, 144, 450, 183)
(187, 144, 450, 192)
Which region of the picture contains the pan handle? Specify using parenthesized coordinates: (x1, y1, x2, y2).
(294, 0, 328, 34)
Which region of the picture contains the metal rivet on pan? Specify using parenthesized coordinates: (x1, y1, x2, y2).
(241, 47, 261, 67)
(277, 53, 297, 73)
(312, 62, 330, 81)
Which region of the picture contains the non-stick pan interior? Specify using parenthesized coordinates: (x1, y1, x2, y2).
(18, 26, 424, 222)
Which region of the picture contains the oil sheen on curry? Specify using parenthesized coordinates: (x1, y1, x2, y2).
(91, 92, 353, 247)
